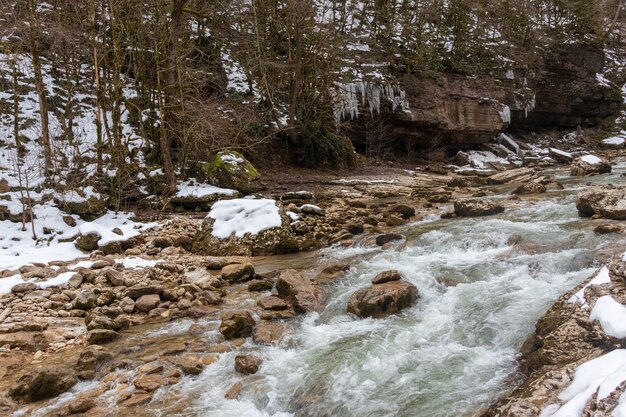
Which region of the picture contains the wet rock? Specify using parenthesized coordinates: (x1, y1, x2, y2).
(225, 381, 244, 400)
(512, 182, 546, 195)
(11, 282, 37, 293)
(594, 224, 624, 234)
(135, 294, 160, 312)
(257, 295, 288, 311)
(168, 355, 205, 375)
(68, 398, 96, 413)
(371, 270, 403, 284)
(253, 321, 285, 345)
(571, 155, 611, 176)
(234, 354, 262, 375)
(488, 167, 537, 185)
(9, 367, 77, 402)
(507, 234, 523, 245)
(134, 374, 164, 392)
(375, 233, 404, 246)
(454, 198, 504, 217)
(576, 186, 626, 220)
(347, 280, 418, 318)
(221, 263, 255, 283)
(315, 264, 351, 283)
(86, 329, 119, 345)
(247, 279, 274, 292)
(120, 392, 153, 407)
(76, 348, 113, 380)
(219, 310, 255, 339)
(345, 223, 364, 235)
(276, 270, 327, 313)
(388, 204, 415, 219)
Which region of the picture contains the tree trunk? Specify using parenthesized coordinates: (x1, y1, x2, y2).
(28, 0, 53, 176)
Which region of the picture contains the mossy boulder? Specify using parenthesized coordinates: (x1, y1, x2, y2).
(204, 150, 260, 194)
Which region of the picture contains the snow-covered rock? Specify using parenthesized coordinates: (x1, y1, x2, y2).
(192, 198, 296, 256)
(570, 155, 611, 176)
(203, 150, 260, 194)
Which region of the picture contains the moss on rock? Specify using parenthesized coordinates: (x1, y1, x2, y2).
(203, 150, 260, 194)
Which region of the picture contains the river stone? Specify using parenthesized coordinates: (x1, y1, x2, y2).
(375, 233, 404, 246)
(257, 295, 288, 311)
(253, 321, 285, 345)
(125, 284, 164, 299)
(104, 268, 125, 286)
(68, 398, 96, 414)
(135, 294, 160, 312)
(512, 182, 546, 195)
(86, 329, 119, 345)
(594, 224, 624, 234)
(11, 282, 37, 293)
(75, 232, 101, 251)
(10, 367, 77, 402)
(219, 310, 255, 339)
(76, 347, 113, 380)
(571, 155, 611, 176)
(221, 263, 254, 283)
(347, 280, 418, 318)
(371, 270, 403, 284)
(73, 290, 97, 310)
(234, 354, 262, 375)
(454, 198, 504, 217)
(134, 374, 164, 392)
(276, 270, 328, 313)
(576, 186, 626, 220)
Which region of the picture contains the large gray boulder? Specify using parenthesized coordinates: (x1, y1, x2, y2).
(203, 150, 260, 194)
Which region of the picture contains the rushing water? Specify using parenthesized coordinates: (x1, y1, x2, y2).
(20, 164, 626, 417)
(143, 162, 623, 417)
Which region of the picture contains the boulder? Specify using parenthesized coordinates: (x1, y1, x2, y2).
(125, 284, 163, 299)
(511, 182, 546, 195)
(234, 354, 262, 375)
(488, 167, 537, 185)
(56, 195, 106, 218)
(375, 233, 404, 246)
(387, 204, 415, 219)
(371, 270, 403, 284)
(276, 270, 327, 313)
(219, 310, 255, 339)
(75, 233, 101, 251)
(192, 199, 297, 256)
(576, 186, 626, 220)
(135, 294, 160, 312)
(204, 150, 260, 194)
(347, 280, 418, 318)
(73, 290, 98, 310)
(11, 282, 37, 293)
(86, 329, 118, 345)
(454, 198, 504, 217)
(76, 348, 113, 380)
(134, 374, 164, 392)
(570, 155, 611, 176)
(548, 148, 573, 163)
(221, 263, 254, 283)
(9, 367, 77, 402)
(594, 224, 624, 234)
(252, 321, 285, 345)
(257, 295, 288, 311)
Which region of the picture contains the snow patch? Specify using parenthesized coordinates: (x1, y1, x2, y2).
(580, 155, 602, 164)
(0, 274, 26, 295)
(38, 271, 75, 289)
(175, 180, 236, 198)
(603, 136, 625, 146)
(590, 295, 626, 338)
(208, 198, 282, 239)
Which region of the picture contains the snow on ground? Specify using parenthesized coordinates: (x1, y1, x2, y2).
(0, 208, 158, 271)
(590, 295, 626, 338)
(208, 198, 282, 239)
(0, 274, 26, 295)
(603, 136, 626, 146)
(175, 180, 237, 198)
(580, 154, 602, 164)
(543, 350, 626, 417)
(466, 150, 511, 169)
(37, 271, 75, 289)
(117, 257, 159, 269)
(567, 266, 611, 306)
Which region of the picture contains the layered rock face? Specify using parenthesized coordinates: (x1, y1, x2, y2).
(576, 186, 626, 220)
(510, 45, 621, 129)
(392, 74, 511, 145)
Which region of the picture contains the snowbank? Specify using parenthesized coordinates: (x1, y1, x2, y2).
(207, 198, 282, 238)
(175, 180, 236, 198)
(580, 154, 602, 164)
(590, 295, 626, 338)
